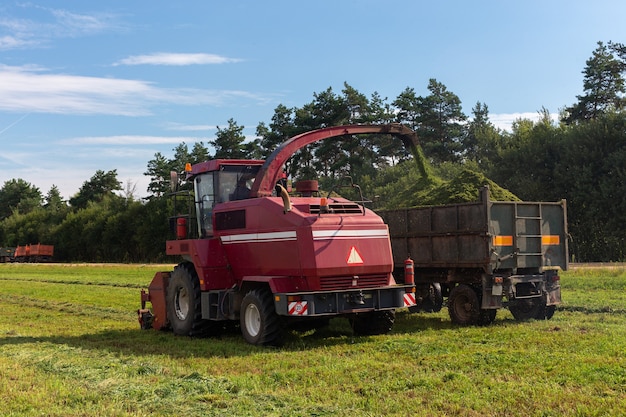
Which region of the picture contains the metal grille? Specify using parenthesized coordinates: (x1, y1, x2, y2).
(309, 203, 363, 215)
(319, 274, 389, 290)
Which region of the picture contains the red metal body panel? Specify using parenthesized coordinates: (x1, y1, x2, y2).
(166, 238, 233, 291)
(141, 272, 170, 330)
(167, 194, 397, 293)
(212, 196, 395, 291)
(187, 159, 264, 177)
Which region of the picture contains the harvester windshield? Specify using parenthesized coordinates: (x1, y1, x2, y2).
(193, 164, 261, 237)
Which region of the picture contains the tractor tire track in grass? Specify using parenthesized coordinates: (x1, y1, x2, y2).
(0, 293, 132, 321)
(0, 343, 242, 416)
(557, 305, 626, 315)
(0, 276, 143, 289)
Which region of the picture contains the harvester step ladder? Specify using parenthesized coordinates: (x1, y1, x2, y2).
(208, 292, 221, 319)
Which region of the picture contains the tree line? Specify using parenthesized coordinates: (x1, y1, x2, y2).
(1, 41, 625, 262)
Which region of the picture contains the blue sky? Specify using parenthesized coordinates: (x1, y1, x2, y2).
(0, 1, 624, 199)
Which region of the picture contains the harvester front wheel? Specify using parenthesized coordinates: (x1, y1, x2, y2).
(240, 289, 282, 345)
(166, 263, 212, 337)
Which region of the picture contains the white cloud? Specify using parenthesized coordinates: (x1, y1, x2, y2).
(59, 135, 203, 145)
(114, 52, 242, 66)
(0, 6, 124, 50)
(163, 122, 215, 132)
(49, 8, 121, 35)
(490, 112, 559, 131)
(0, 34, 38, 49)
(0, 65, 271, 115)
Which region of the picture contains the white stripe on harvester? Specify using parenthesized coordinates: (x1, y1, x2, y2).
(312, 229, 388, 240)
(220, 231, 297, 244)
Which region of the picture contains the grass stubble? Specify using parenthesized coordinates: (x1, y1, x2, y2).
(0, 264, 625, 416)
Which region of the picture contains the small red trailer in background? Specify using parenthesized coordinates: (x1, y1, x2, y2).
(13, 244, 54, 262)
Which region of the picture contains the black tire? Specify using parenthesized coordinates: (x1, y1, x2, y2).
(240, 288, 283, 345)
(424, 283, 444, 313)
(448, 284, 480, 325)
(139, 310, 153, 330)
(289, 318, 331, 333)
(350, 310, 395, 336)
(166, 263, 212, 337)
(534, 304, 556, 320)
(408, 283, 443, 313)
(474, 286, 497, 325)
(509, 299, 544, 321)
(478, 308, 497, 325)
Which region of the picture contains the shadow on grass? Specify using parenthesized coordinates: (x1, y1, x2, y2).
(0, 316, 386, 358)
(0, 309, 565, 358)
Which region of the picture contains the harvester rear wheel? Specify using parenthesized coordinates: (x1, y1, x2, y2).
(448, 284, 480, 325)
(240, 288, 282, 345)
(166, 263, 212, 337)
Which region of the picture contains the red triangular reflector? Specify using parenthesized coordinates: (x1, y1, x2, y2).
(347, 246, 364, 264)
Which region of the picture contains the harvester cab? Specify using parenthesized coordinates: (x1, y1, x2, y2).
(179, 161, 265, 238)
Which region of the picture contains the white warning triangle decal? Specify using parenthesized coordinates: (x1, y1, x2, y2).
(347, 246, 364, 265)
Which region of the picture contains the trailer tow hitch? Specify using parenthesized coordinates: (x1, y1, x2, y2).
(346, 291, 365, 305)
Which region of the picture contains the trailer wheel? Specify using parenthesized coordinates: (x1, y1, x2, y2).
(534, 304, 556, 320)
(240, 289, 282, 345)
(475, 287, 497, 325)
(448, 284, 480, 325)
(478, 308, 497, 325)
(543, 305, 556, 320)
(350, 310, 395, 335)
(509, 299, 544, 321)
(409, 283, 443, 313)
(425, 283, 444, 313)
(166, 263, 212, 337)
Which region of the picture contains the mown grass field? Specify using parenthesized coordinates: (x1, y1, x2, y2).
(1, 264, 625, 416)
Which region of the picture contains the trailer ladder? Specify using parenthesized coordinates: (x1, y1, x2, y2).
(513, 202, 544, 268)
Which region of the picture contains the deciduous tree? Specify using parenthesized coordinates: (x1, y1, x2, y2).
(69, 170, 122, 209)
(0, 179, 42, 219)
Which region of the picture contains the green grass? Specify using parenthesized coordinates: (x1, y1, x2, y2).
(1, 264, 626, 416)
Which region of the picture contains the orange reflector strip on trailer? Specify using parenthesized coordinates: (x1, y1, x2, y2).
(493, 235, 513, 246)
(542, 235, 560, 245)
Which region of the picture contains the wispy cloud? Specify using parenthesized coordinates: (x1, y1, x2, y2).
(0, 34, 39, 49)
(490, 112, 559, 131)
(0, 65, 271, 115)
(163, 122, 215, 132)
(49, 8, 122, 35)
(0, 5, 124, 50)
(59, 135, 202, 145)
(114, 52, 242, 66)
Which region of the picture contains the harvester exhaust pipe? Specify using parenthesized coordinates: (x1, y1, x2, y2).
(277, 184, 291, 213)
